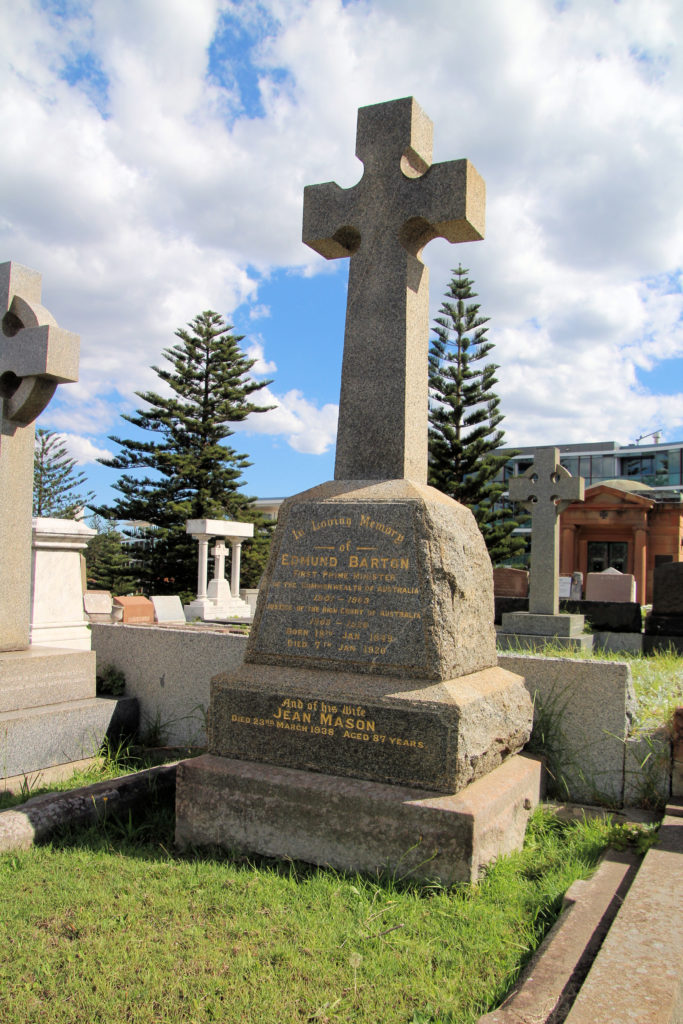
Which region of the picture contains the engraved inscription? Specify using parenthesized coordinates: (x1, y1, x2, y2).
(229, 695, 427, 751)
(251, 502, 426, 670)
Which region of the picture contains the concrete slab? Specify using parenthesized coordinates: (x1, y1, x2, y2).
(175, 752, 543, 886)
(0, 762, 176, 851)
(564, 811, 683, 1024)
(497, 632, 594, 652)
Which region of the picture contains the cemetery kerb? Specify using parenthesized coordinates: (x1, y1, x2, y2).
(175, 97, 541, 885)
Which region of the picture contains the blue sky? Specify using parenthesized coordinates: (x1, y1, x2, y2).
(2, 0, 682, 508)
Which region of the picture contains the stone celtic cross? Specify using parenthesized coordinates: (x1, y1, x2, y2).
(303, 97, 485, 482)
(0, 262, 80, 652)
(509, 447, 585, 616)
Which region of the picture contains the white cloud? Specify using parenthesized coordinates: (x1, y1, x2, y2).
(39, 431, 114, 466)
(240, 387, 338, 454)
(1, 0, 683, 485)
(249, 304, 271, 320)
(245, 338, 277, 375)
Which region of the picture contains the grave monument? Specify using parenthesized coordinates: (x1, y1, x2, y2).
(176, 98, 540, 883)
(184, 518, 254, 621)
(0, 262, 131, 787)
(498, 447, 591, 650)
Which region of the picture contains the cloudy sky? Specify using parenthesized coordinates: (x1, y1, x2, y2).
(2, 0, 682, 506)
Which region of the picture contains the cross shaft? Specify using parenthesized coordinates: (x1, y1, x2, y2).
(303, 97, 485, 482)
(509, 447, 585, 615)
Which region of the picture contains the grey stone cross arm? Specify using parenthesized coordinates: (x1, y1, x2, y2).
(509, 447, 585, 615)
(303, 97, 485, 482)
(1, 262, 80, 427)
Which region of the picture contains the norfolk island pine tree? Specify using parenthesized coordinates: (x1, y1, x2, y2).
(33, 428, 95, 518)
(428, 266, 525, 566)
(93, 311, 274, 599)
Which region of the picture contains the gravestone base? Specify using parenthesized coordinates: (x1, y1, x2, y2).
(184, 596, 253, 622)
(175, 752, 543, 886)
(498, 610, 593, 651)
(643, 634, 683, 655)
(497, 631, 594, 652)
(207, 661, 532, 794)
(0, 647, 137, 782)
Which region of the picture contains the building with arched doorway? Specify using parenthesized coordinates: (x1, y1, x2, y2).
(558, 480, 683, 604)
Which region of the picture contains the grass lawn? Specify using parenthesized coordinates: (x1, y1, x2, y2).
(0, 791, 655, 1024)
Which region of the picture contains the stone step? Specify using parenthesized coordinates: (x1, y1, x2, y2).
(0, 696, 137, 779)
(0, 647, 95, 713)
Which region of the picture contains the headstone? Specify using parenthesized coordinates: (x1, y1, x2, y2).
(176, 98, 540, 885)
(113, 595, 155, 624)
(0, 263, 130, 787)
(184, 519, 254, 620)
(31, 517, 96, 649)
(492, 567, 528, 598)
(499, 447, 591, 650)
(570, 571, 583, 600)
(585, 567, 636, 603)
(84, 590, 114, 622)
(151, 595, 186, 624)
(558, 576, 572, 599)
(644, 561, 683, 651)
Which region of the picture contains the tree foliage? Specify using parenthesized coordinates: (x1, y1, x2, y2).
(33, 429, 94, 518)
(428, 266, 525, 565)
(85, 516, 138, 595)
(94, 311, 274, 597)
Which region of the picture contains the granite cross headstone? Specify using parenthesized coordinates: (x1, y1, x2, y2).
(0, 262, 79, 652)
(509, 447, 584, 615)
(177, 98, 540, 885)
(303, 96, 485, 482)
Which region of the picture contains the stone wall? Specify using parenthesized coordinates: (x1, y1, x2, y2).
(91, 625, 248, 747)
(500, 653, 671, 807)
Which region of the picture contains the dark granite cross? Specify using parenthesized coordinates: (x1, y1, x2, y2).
(509, 447, 585, 615)
(0, 262, 80, 651)
(303, 97, 485, 482)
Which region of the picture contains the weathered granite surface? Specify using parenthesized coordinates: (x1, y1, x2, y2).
(303, 97, 484, 483)
(209, 661, 532, 794)
(176, 753, 542, 886)
(246, 479, 497, 680)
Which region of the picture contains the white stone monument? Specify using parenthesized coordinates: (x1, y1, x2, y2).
(31, 517, 96, 650)
(184, 518, 254, 620)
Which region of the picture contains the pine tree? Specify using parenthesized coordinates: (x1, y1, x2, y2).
(33, 429, 95, 518)
(428, 266, 525, 566)
(94, 311, 274, 597)
(85, 516, 138, 595)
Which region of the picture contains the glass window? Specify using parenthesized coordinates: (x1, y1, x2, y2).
(588, 541, 628, 573)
